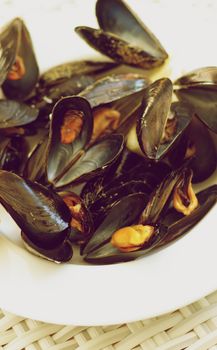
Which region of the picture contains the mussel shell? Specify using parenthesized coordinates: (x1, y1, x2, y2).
(0, 171, 71, 249)
(23, 137, 48, 182)
(82, 192, 149, 255)
(79, 73, 150, 108)
(75, 26, 166, 69)
(54, 133, 124, 188)
(0, 136, 24, 173)
(39, 60, 118, 88)
(174, 66, 217, 87)
(96, 0, 168, 64)
(47, 96, 93, 184)
(2, 18, 39, 100)
(159, 185, 217, 246)
(21, 232, 73, 263)
(84, 224, 168, 264)
(136, 78, 173, 160)
(186, 116, 217, 182)
(0, 19, 18, 86)
(88, 180, 151, 228)
(175, 86, 217, 133)
(139, 165, 189, 225)
(81, 148, 171, 208)
(0, 99, 38, 128)
(26, 75, 95, 120)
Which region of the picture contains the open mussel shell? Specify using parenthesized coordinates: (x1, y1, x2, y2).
(26, 75, 95, 120)
(174, 67, 217, 133)
(0, 99, 38, 129)
(174, 66, 217, 87)
(39, 60, 118, 88)
(75, 26, 166, 70)
(159, 185, 217, 247)
(79, 73, 150, 108)
(0, 18, 18, 86)
(84, 224, 167, 264)
(96, 0, 168, 65)
(186, 116, 217, 183)
(0, 171, 72, 262)
(82, 192, 149, 255)
(1, 18, 39, 100)
(137, 78, 192, 160)
(46, 96, 93, 185)
(54, 133, 124, 188)
(139, 165, 189, 225)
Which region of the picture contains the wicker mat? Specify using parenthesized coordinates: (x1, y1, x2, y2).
(1, 290, 217, 350)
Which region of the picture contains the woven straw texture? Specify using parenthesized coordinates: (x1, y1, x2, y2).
(1, 290, 217, 350)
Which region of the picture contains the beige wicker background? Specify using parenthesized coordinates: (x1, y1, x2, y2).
(1, 290, 217, 350)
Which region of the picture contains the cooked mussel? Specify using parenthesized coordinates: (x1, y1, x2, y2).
(82, 192, 149, 256)
(174, 67, 217, 133)
(0, 171, 73, 262)
(59, 191, 93, 243)
(84, 165, 200, 264)
(75, 0, 168, 69)
(79, 73, 150, 143)
(45, 96, 124, 188)
(136, 78, 192, 161)
(0, 18, 39, 100)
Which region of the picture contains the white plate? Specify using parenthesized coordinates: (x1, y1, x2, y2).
(0, 0, 217, 326)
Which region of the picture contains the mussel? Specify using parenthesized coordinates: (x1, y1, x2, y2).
(136, 78, 192, 161)
(75, 0, 168, 69)
(0, 18, 39, 100)
(174, 66, 217, 133)
(84, 165, 215, 264)
(0, 171, 73, 262)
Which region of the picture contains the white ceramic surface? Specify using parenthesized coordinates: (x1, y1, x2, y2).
(0, 0, 216, 326)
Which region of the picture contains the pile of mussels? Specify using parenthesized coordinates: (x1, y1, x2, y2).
(0, 0, 216, 264)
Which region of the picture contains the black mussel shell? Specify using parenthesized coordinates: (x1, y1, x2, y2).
(88, 180, 151, 228)
(21, 231, 73, 263)
(84, 224, 167, 264)
(0, 171, 72, 262)
(0, 19, 18, 86)
(139, 165, 189, 225)
(174, 67, 217, 133)
(82, 192, 149, 255)
(186, 116, 217, 183)
(0, 99, 38, 129)
(1, 18, 39, 100)
(24, 137, 48, 182)
(96, 0, 168, 65)
(81, 148, 171, 208)
(75, 26, 166, 69)
(137, 78, 172, 160)
(46, 96, 93, 185)
(39, 60, 118, 88)
(54, 133, 124, 188)
(159, 185, 217, 246)
(174, 66, 217, 87)
(0, 136, 25, 173)
(26, 75, 95, 120)
(137, 79, 192, 160)
(79, 73, 150, 108)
